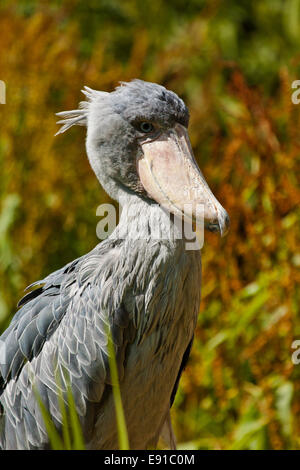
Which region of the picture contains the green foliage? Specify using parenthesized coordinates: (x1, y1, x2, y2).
(33, 375, 85, 450)
(34, 389, 65, 450)
(0, 0, 299, 449)
(33, 328, 128, 450)
(106, 325, 130, 450)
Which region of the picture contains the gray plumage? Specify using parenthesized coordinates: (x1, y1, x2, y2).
(0, 80, 228, 449)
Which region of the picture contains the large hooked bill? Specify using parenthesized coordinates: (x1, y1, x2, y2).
(137, 123, 230, 243)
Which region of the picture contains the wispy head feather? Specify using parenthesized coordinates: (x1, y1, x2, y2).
(55, 86, 108, 135)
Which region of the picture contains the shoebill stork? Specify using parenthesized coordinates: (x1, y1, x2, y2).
(0, 80, 229, 449)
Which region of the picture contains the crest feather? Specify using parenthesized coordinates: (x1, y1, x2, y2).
(55, 86, 108, 135)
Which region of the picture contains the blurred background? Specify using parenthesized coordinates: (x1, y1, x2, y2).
(0, 0, 300, 449)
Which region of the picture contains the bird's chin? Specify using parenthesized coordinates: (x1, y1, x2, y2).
(137, 123, 229, 237)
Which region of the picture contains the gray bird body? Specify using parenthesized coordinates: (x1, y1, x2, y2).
(0, 80, 228, 449)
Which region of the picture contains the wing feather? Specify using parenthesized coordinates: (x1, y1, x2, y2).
(0, 244, 136, 449)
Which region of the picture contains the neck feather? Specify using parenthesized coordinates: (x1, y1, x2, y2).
(109, 191, 197, 250)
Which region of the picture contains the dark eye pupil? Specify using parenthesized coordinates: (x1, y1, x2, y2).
(140, 122, 153, 133)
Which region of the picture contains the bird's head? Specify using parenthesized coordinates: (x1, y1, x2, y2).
(56, 79, 229, 236)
